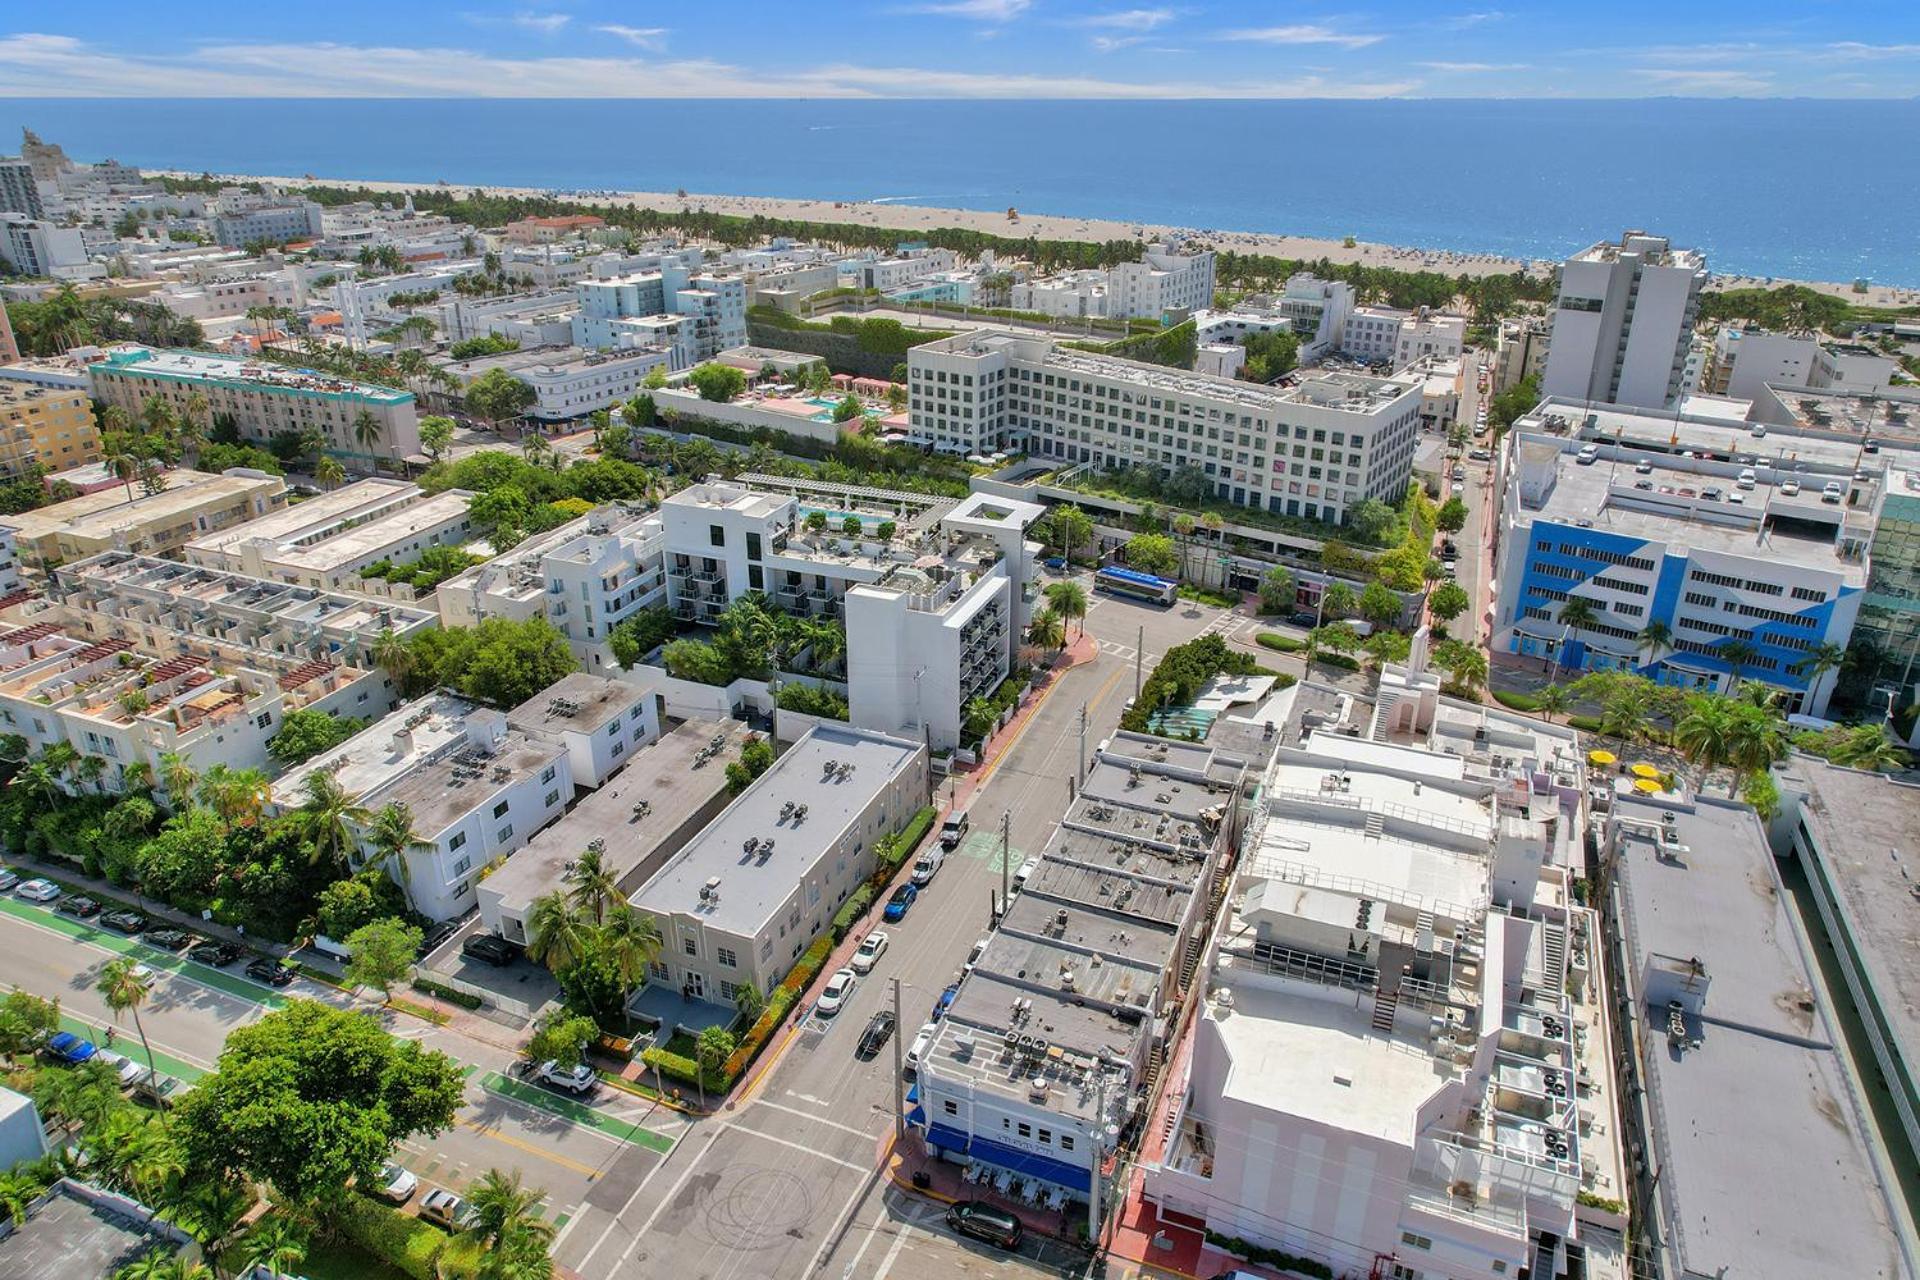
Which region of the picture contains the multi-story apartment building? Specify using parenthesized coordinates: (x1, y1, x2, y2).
(88, 347, 421, 468)
(438, 346, 670, 424)
(1493, 403, 1869, 715)
(430, 291, 577, 347)
(209, 187, 324, 248)
(1392, 307, 1468, 366)
(0, 380, 100, 479)
(1702, 325, 1900, 400)
(849, 247, 957, 293)
(0, 302, 17, 364)
(503, 214, 606, 244)
(909, 329, 1424, 526)
(183, 477, 475, 597)
(1340, 304, 1412, 363)
(1140, 674, 1628, 1280)
(911, 731, 1256, 1216)
(0, 158, 42, 220)
(573, 267, 746, 367)
(1493, 316, 1550, 394)
(0, 214, 92, 280)
(0, 527, 20, 596)
(658, 480, 1041, 749)
(1106, 242, 1216, 320)
(630, 722, 928, 1001)
(0, 466, 287, 569)
(1541, 231, 1706, 410)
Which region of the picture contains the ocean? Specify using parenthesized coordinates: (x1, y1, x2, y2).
(6, 97, 1918, 287)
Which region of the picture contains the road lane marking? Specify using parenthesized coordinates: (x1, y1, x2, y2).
(874, 1217, 917, 1280)
(752, 1097, 875, 1138)
(456, 1116, 606, 1178)
(725, 1119, 869, 1172)
(478, 1071, 676, 1154)
(604, 1127, 723, 1273)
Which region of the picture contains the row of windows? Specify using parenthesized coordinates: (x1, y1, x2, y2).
(1689, 569, 1784, 596)
(1535, 539, 1657, 573)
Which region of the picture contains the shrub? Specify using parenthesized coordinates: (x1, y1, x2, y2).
(1204, 1230, 1333, 1280)
(1256, 632, 1304, 653)
(775, 682, 850, 720)
(640, 1046, 727, 1094)
(831, 885, 877, 942)
(331, 1195, 444, 1280)
(1568, 713, 1603, 733)
(723, 985, 797, 1079)
(410, 977, 483, 1010)
(1312, 651, 1361, 672)
(1492, 689, 1543, 713)
(895, 805, 937, 857)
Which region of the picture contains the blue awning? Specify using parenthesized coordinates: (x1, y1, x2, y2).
(925, 1122, 1091, 1193)
(905, 1105, 927, 1128)
(906, 1083, 921, 1105)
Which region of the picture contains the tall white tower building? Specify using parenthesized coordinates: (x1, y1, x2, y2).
(1541, 230, 1705, 410)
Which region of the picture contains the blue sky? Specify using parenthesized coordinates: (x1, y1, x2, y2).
(3, 2, 1917, 98)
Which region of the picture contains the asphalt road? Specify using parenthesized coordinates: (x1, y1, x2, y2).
(0, 898, 686, 1236)
(554, 583, 1224, 1280)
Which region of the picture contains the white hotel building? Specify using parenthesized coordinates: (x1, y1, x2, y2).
(1541, 231, 1706, 411)
(908, 330, 1423, 526)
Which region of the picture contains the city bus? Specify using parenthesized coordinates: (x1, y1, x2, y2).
(1094, 566, 1178, 606)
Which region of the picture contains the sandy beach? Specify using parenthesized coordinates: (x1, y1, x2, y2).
(170, 170, 1920, 310)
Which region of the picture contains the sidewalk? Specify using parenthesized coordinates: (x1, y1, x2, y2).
(0, 851, 287, 957)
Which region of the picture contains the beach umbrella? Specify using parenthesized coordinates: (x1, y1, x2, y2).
(1630, 763, 1660, 780)
(1633, 778, 1662, 794)
(1587, 749, 1617, 766)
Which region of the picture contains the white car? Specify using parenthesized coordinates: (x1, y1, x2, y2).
(1450, 481, 1466, 496)
(535, 1060, 597, 1095)
(374, 1161, 418, 1204)
(963, 936, 990, 976)
(1012, 858, 1040, 895)
(817, 968, 858, 1017)
(850, 931, 889, 974)
(15, 879, 60, 903)
(1780, 479, 1801, 496)
(95, 1050, 146, 1090)
(904, 1021, 939, 1077)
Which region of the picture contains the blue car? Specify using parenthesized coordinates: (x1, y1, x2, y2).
(882, 883, 918, 922)
(45, 1031, 97, 1064)
(931, 983, 959, 1023)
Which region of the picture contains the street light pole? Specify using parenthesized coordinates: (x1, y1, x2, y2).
(1000, 810, 1012, 909)
(891, 977, 906, 1141)
(1088, 1069, 1106, 1243)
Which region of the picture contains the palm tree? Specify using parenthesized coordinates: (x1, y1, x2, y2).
(1026, 606, 1064, 651)
(1674, 695, 1736, 791)
(460, 1168, 554, 1256)
(13, 761, 61, 808)
(1796, 641, 1848, 703)
(1637, 619, 1672, 669)
(1733, 679, 1783, 711)
(733, 981, 764, 1025)
(351, 407, 384, 464)
(0, 1170, 40, 1227)
(1320, 582, 1357, 620)
(104, 442, 140, 503)
(525, 892, 589, 975)
(371, 627, 414, 686)
(1829, 723, 1909, 772)
(296, 770, 371, 871)
(1557, 595, 1600, 635)
(963, 695, 998, 743)
(368, 801, 428, 906)
(315, 455, 346, 491)
(197, 764, 270, 828)
(157, 752, 197, 808)
(1724, 704, 1787, 795)
(97, 958, 163, 1115)
(521, 432, 552, 467)
(121, 760, 155, 794)
(567, 844, 621, 924)
(1716, 636, 1758, 684)
(1535, 683, 1573, 724)
(178, 391, 208, 469)
(599, 905, 662, 999)
(240, 1215, 309, 1280)
(1171, 512, 1195, 580)
(1044, 580, 1088, 638)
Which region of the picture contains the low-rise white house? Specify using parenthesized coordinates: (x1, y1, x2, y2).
(438, 346, 670, 424)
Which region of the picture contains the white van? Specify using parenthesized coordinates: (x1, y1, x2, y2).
(1576, 445, 1599, 465)
(1736, 468, 1756, 490)
(939, 811, 970, 849)
(912, 846, 945, 886)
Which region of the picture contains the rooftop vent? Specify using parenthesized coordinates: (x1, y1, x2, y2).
(699, 876, 721, 903)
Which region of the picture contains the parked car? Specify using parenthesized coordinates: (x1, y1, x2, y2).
(1469, 447, 1492, 461)
(100, 909, 148, 934)
(1780, 478, 1802, 496)
(856, 1010, 896, 1059)
(905, 1021, 939, 1077)
(963, 936, 989, 976)
(245, 958, 295, 988)
(817, 968, 858, 1017)
(188, 940, 243, 967)
(45, 1031, 96, 1064)
(1635, 459, 1654, 474)
(461, 933, 518, 967)
(911, 847, 945, 886)
(1450, 481, 1466, 496)
(1823, 481, 1844, 503)
(15, 879, 60, 903)
(1701, 486, 1723, 501)
(133, 1074, 189, 1107)
(373, 1162, 418, 1205)
(1012, 858, 1039, 895)
(55, 896, 101, 919)
(95, 1050, 147, 1090)
(947, 1201, 1023, 1249)
(1288, 611, 1317, 628)
(417, 920, 459, 957)
(938, 811, 970, 849)
(419, 1189, 476, 1231)
(0, 870, 17, 893)
(850, 931, 889, 974)
(534, 1060, 597, 1096)
(143, 927, 194, 951)
(882, 883, 918, 922)
(930, 983, 958, 1023)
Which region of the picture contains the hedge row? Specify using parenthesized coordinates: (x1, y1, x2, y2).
(718, 935, 834, 1082)
(331, 1195, 445, 1280)
(1256, 632, 1305, 653)
(889, 805, 938, 864)
(1203, 1230, 1334, 1280)
(1312, 651, 1361, 672)
(1568, 713, 1603, 733)
(410, 977, 483, 1010)
(831, 885, 877, 942)
(1491, 689, 1543, 713)
(640, 1046, 728, 1095)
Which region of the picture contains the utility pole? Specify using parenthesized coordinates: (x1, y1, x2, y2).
(891, 977, 906, 1140)
(1000, 810, 1012, 909)
(1077, 702, 1088, 787)
(1133, 625, 1144, 702)
(1088, 1070, 1106, 1243)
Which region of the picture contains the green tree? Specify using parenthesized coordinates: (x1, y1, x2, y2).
(172, 1000, 464, 1207)
(1044, 580, 1088, 637)
(689, 363, 747, 403)
(526, 892, 590, 975)
(1027, 606, 1065, 650)
(295, 771, 371, 872)
(1428, 581, 1471, 626)
(696, 1025, 736, 1089)
(733, 981, 764, 1024)
(1050, 505, 1094, 563)
(1124, 533, 1178, 577)
(1347, 499, 1401, 547)
(1637, 619, 1673, 668)
(567, 844, 621, 925)
(1829, 723, 1908, 772)
(1717, 636, 1758, 682)
(1257, 565, 1295, 614)
(417, 415, 456, 464)
(1724, 701, 1787, 794)
(0, 990, 60, 1065)
(366, 802, 428, 905)
(240, 1216, 309, 1280)
(1432, 638, 1489, 694)
(1359, 580, 1402, 628)
(315, 873, 403, 942)
(266, 707, 367, 766)
(1674, 695, 1736, 791)
(1435, 497, 1468, 533)
(97, 957, 163, 1115)
(1557, 595, 1600, 635)
(1535, 683, 1574, 724)
(452, 1168, 554, 1278)
(465, 367, 538, 430)
(1487, 375, 1539, 434)
(1320, 581, 1357, 620)
(343, 918, 423, 996)
(526, 1009, 599, 1071)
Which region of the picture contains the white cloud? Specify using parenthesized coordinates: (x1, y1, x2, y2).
(1219, 24, 1383, 49)
(1418, 60, 1527, 72)
(1631, 66, 1772, 94)
(1076, 8, 1175, 31)
(596, 25, 669, 50)
(910, 0, 1032, 20)
(1092, 35, 1145, 53)
(511, 12, 570, 33)
(1823, 41, 1920, 60)
(0, 33, 1418, 98)
(1441, 10, 1504, 28)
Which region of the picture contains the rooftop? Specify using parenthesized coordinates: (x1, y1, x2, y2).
(1755, 384, 1920, 445)
(631, 722, 924, 935)
(183, 476, 419, 559)
(270, 692, 476, 810)
(0, 1180, 188, 1280)
(1572, 232, 1704, 272)
(1773, 756, 1920, 1089)
(440, 345, 662, 381)
(377, 721, 565, 839)
(1525, 398, 1876, 475)
(506, 671, 649, 738)
(0, 468, 282, 544)
(482, 717, 754, 915)
(93, 345, 413, 404)
(236, 489, 476, 576)
(1610, 794, 1912, 1280)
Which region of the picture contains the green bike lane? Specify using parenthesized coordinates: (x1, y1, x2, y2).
(0, 894, 290, 1009)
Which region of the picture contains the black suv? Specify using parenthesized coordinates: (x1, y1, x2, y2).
(857, 1010, 896, 1059)
(245, 957, 296, 988)
(417, 920, 459, 958)
(189, 940, 243, 967)
(461, 934, 518, 967)
(55, 896, 101, 919)
(143, 927, 194, 951)
(100, 909, 149, 934)
(1289, 610, 1318, 628)
(947, 1201, 1023, 1249)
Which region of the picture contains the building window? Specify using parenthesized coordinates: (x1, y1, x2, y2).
(1017, 1123, 1032, 1138)
(448, 832, 466, 851)
(452, 856, 471, 876)
(497, 825, 513, 842)
(1059, 1135, 1074, 1151)
(942, 1099, 958, 1116)
(709, 524, 726, 548)
(717, 947, 736, 967)
(649, 960, 670, 980)
(541, 764, 558, 784)
(683, 937, 697, 956)
(544, 789, 560, 807)
(1400, 1232, 1433, 1251)
(493, 800, 510, 819)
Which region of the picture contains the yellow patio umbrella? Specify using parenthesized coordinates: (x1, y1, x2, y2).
(1587, 749, 1618, 766)
(1633, 777, 1663, 794)
(1630, 763, 1661, 780)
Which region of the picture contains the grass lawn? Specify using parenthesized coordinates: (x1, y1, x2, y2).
(664, 1030, 699, 1058)
(302, 1239, 414, 1280)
